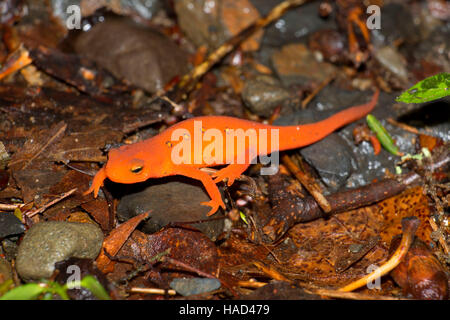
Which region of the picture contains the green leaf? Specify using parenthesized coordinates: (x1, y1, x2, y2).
(80, 275, 110, 300)
(0, 279, 13, 295)
(366, 114, 401, 156)
(0, 283, 45, 300)
(239, 211, 248, 225)
(396, 72, 450, 103)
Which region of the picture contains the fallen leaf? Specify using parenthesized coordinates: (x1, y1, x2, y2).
(96, 212, 150, 273)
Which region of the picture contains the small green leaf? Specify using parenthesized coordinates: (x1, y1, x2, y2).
(239, 211, 248, 225)
(396, 72, 450, 103)
(366, 114, 401, 156)
(50, 282, 70, 300)
(0, 283, 45, 300)
(80, 275, 110, 300)
(421, 147, 431, 158)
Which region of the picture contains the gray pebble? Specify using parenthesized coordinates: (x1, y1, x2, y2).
(16, 221, 103, 281)
(242, 76, 291, 118)
(170, 277, 221, 297)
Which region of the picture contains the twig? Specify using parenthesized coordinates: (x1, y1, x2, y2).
(25, 188, 77, 218)
(22, 122, 67, 170)
(252, 261, 292, 282)
(301, 73, 336, 109)
(338, 216, 419, 292)
(129, 287, 177, 296)
(0, 44, 32, 80)
(282, 154, 332, 213)
(237, 280, 268, 289)
(386, 118, 420, 135)
(308, 288, 405, 300)
(0, 203, 24, 211)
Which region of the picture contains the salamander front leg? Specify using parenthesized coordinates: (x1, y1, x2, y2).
(83, 167, 107, 198)
(211, 163, 250, 186)
(175, 167, 225, 216)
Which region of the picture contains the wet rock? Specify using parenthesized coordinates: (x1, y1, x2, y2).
(169, 277, 221, 296)
(252, 0, 336, 47)
(74, 17, 188, 93)
(300, 134, 356, 192)
(372, 46, 409, 88)
(0, 258, 12, 283)
(0, 212, 25, 238)
(271, 43, 337, 87)
(396, 99, 450, 142)
(174, 0, 262, 51)
(241, 75, 291, 117)
(404, 24, 450, 81)
(370, 3, 419, 47)
(116, 177, 224, 240)
(16, 221, 103, 281)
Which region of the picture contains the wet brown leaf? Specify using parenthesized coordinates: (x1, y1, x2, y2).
(81, 199, 110, 231)
(97, 212, 150, 273)
(378, 186, 433, 245)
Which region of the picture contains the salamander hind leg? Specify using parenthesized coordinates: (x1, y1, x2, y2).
(175, 167, 225, 216)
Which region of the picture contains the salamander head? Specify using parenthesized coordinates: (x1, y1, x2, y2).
(104, 145, 152, 184)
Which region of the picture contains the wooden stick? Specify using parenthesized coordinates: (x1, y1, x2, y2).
(129, 287, 177, 296)
(301, 73, 336, 109)
(338, 217, 419, 292)
(25, 188, 77, 218)
(282, 154, 332, 213)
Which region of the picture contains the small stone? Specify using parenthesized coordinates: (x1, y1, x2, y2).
(170, 277, 221, 296)
(300, 134, 355, 192)
(0, 212, 25, 238)
(373, 46, 409, 85)
(271, 43, 336, 87)
(241, 75, 291, 117)
(16, 221, 103, 281)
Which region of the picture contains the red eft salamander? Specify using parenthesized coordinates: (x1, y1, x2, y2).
(85, 89, 379, 216)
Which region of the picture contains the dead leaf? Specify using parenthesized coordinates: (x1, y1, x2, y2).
(96, 212, 150, 273)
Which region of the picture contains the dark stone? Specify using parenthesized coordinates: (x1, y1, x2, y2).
(74, 16, 188, 93)
(117, 176, 225, 241)
(0, 212, 25, 238)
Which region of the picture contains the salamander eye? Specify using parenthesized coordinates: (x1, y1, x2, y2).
(130, 165, 143, 174)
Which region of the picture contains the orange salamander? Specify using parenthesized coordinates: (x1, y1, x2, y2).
(85, 89, 379, 215)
